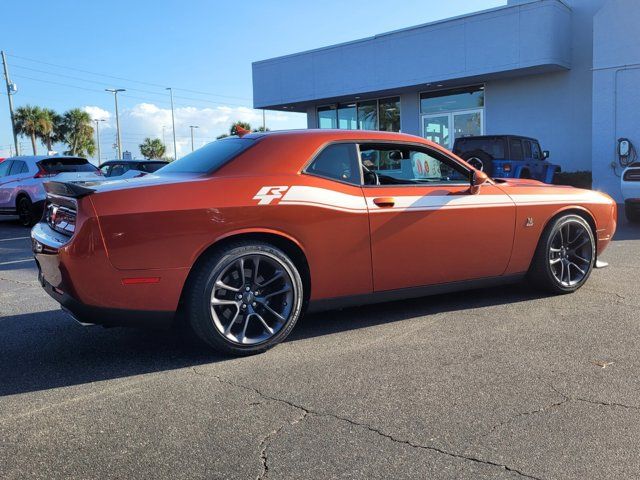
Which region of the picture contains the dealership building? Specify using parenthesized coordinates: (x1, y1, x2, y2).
(252, 0, 640, 201)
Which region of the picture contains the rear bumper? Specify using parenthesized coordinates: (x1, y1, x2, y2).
(37, 270, 174, 328)
(31, 221, 180, 328)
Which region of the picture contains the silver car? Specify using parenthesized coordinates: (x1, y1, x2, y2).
(0, 156, 102, 226)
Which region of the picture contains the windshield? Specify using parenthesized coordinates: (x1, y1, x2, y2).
(453, 138, 506, 160)
(38, 158, 98, 174)
(157, 138, 255, 174)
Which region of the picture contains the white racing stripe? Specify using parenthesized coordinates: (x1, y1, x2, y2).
(274, 186, 611, 213)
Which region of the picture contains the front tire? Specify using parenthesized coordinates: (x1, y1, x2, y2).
(528, 214, 595, 294)
(185, 241, 304, 355)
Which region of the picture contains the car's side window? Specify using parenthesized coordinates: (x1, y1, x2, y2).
(531, 142, 542, 160)
(9, 161, 25, 176)
(0, 161, 11, 178)
(110, 163, 130, 177)
(305, 143, 360, 185)
(510, 139, 524, 161)
(359, 144, 469, 186)
(523, 140, 532, 160)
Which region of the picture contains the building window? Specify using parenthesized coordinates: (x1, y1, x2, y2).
(317, 97, 401, 132)
(420, 86, 484, 114)
(378, 97, 401, 132)
(317, 105, 338, 129)
(338, 104, 357, 130)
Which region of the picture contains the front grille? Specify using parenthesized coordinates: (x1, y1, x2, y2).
(623, 168, 640, 182)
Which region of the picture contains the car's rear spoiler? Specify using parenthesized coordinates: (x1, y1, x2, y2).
(44, 181, 96, 198)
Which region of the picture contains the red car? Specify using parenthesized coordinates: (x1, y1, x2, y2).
(32, 130, 617, 355)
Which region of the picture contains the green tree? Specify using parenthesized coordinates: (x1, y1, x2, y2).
(61, 108, 95, 157)
(14, 105, 44, 155)
(139, 137, 166, 159)
(39, 108, 63, 152)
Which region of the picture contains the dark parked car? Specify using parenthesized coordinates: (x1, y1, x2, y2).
(99, 160, 169, 178)
(453, 135, 561, 183)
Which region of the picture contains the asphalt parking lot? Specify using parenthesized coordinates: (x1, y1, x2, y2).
(0, 215, 639, 480)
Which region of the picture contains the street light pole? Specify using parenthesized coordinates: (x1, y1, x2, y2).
(166, 87, 177, 160)
(1, 51, 19, 156)
(189, 125, 199, 152)
(105, 88, 125, 159)
(93, 119, 105, 166)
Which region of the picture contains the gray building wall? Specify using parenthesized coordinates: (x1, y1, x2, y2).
(592, 0, 640, 201)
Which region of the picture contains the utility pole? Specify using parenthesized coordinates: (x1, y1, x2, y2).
(1, 51, 19, 156)
(94, 119, 105, 166)
(262, 109, 266, 131)
(189, 125, 199, 152)
(105, 88, 125, 159)
(166, 87, 177, 160)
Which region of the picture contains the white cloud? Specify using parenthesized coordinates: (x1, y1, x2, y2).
(84, 102, 305, 161)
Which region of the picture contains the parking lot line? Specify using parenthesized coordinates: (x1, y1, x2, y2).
(0, 258, 34, 266)
(0, 236, 31, 242)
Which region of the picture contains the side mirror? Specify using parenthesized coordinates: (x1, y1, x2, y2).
(542, 150, 549, 159)
(470, 170, 490, 194)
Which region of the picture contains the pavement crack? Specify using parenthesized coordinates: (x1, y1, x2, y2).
(191, 368, 542, 480)
(479, 392, 570, 441)
(257, 409, 308, 480)
(575, 397, 640, 411)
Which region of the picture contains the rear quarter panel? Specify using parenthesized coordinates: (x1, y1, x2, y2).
(90, 173, 373, 301)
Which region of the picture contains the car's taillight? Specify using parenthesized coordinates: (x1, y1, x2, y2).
(46, 202, 77, 236)
(503, 164, 512, 173)
(34, 166, 54, 179)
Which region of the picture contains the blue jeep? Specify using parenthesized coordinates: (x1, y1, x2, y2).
(452, 135, 561, 183)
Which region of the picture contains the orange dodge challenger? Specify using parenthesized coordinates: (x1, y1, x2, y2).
(32, 130, 617, 355)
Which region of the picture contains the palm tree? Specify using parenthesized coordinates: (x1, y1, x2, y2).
(14, 105, 44, 155)
(139, 138, 166, 159)
(39, 108, 63, 152)
(61, 109, 95, 156)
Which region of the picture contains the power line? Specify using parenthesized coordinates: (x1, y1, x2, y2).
(6, 52, 252, 101)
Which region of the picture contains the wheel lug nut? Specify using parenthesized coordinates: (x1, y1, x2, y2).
(252, 302, 257, 307)
(241, 304, 247, 309)
(245, 286, 251, 291)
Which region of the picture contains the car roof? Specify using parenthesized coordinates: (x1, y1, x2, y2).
(4, 155, 88, 164)
(454, 135, 539, 142)
(241, 129, 425, 143)
(101, 159, 168, 165)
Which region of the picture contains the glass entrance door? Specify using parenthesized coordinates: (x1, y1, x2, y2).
(422, 115, 450, 148)
(422, 109, 483, 150)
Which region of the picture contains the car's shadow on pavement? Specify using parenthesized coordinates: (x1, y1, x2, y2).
(0, 282, 544, 397)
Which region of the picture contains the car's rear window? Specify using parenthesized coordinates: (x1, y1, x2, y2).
(38, 158, 98, 174)
(140, 162, 167, 173)
(156, 138, 255, 174)
(453, 138, 506, 160)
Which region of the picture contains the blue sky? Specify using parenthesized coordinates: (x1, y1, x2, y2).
(1, 0, 505, 160)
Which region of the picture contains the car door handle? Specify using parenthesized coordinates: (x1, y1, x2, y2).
(373, 197, 395, 208)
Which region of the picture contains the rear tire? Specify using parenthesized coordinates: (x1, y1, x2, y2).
(185, 241, 304, 355)
(16, 196, 35, 227)
(528, 214, 595, 294)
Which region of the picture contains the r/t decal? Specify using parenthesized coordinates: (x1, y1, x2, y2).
(253, 186, 289, 205)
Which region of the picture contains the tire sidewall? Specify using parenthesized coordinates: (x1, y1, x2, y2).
(17, 197, 33, 227)
(541, 215, 595, 293)
(192, 243, 304, 354)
